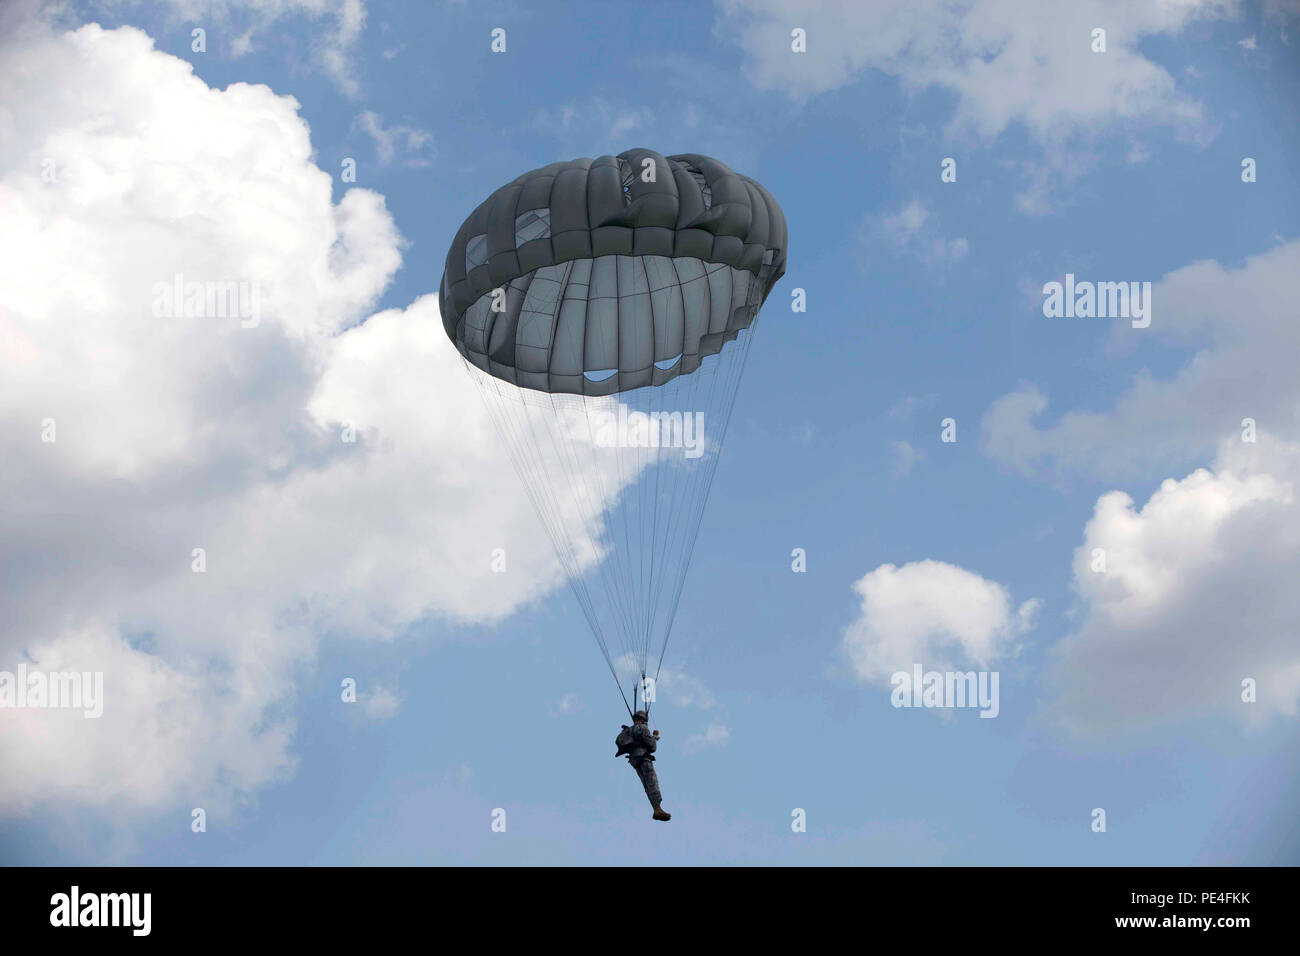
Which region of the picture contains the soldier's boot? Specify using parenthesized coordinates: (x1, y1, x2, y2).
(652, 805, 671, 822)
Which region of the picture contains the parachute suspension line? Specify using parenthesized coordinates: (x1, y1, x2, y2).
(645, 286, 712, 679)
(653, 307, 762, 689)
(476, 311, 643, 705)
(573, 264, 648, 676)
(466, 358, 631, 711)
(614, 257, 649, 680)
(571, 395, 641, 656)
(618, 677, 633, 719)
(650, 262, 725, 683)
(464, 262, 769, 715)
(637, 254, 660, 678)
(642, 259, 693, 659)
(635, 355, 652, 673)
(546, 392, 643, 700)
(578, 374, 649, 668)
(643, 254, 703, 675)
(543, 390, 636, 656)
(471, 285, 622, 697)
(642, 358, 664, 670)
(636, 342, 659, 675)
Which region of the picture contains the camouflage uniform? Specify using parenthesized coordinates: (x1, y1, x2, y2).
(616, 721, 662, 806)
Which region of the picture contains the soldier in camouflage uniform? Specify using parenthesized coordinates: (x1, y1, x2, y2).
(616, 710, 671, 821)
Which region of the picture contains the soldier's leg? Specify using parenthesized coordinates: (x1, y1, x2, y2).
(634, 758, 662, 807)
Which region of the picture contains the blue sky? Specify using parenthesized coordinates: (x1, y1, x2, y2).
(2, 0, 1299, 865)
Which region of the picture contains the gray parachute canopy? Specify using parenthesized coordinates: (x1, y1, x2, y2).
(440, 148, 787, 396)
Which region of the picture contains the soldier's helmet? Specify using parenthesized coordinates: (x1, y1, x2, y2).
(632, 710, 649, 723)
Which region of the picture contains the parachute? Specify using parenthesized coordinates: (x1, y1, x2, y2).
(440, 148, 787, 715)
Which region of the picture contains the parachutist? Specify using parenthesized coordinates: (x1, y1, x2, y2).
(615, 710, 671, 821)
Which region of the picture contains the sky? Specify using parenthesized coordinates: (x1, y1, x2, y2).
(1, 0, 1299, 865)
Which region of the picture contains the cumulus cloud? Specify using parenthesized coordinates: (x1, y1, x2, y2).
(1048, 433, 1300, 738)
(843, 560, 1039, 683)
(0, 18, 609, 816)
(2, 624, 290, 815)
(981, 240, 1300, 483)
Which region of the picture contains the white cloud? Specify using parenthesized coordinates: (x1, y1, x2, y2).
(531, 97, 657, 154)
(718, 0, 1230, 205)
(882, 199, 930, 244)
(613, 655, 719, 710)
(0, 18, 611, 817)
(1264, 0, 1300, 42)
(1048, 433, 1300, 737)
(981, 240, 1300, 482)
(892, 440, 925, 477)
(556, 692, 580, 715)
(612, 656, 726, 756)
(843, 560, 1039, 683)
(609, 112, 648, 139)
(887, 394, 938, 419)
(940, 236, 969, 261)
(871, 199, 969, 266)
(684, 721, 731, 754)
(1004, 148, 1097, 217)
(356, 110, 434, 167)
(719, 0, 1227, 136)
(152, 0, 368, 95)
(657, 667, 719, 709)
(2, 624, 290, 815)
(360, 683, 404, 720)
